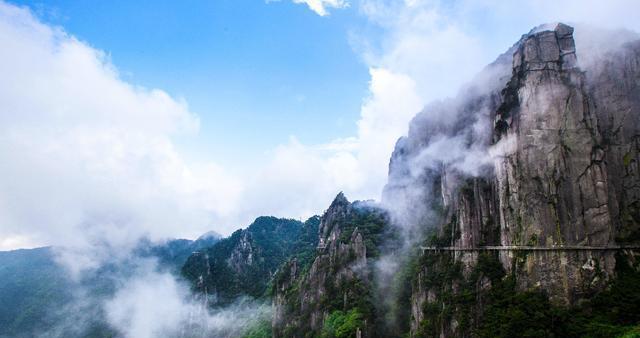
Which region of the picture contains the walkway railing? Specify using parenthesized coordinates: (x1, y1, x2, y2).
(421, 245, 640, 252)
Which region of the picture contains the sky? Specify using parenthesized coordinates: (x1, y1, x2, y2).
(1, 0, 640, 251)
(19, 0, 371, 166)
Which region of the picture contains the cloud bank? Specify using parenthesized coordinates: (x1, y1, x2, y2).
(104, 262, 269, 338)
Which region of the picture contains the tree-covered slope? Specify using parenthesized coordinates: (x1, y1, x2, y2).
(182, 216, 320, 305)
(0, 247, 72, 338)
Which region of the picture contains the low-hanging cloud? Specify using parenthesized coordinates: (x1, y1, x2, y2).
(105, 261, 269, 338)
(36, 256, 269, 338)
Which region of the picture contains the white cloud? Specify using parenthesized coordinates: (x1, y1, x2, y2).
(0, 2, 244, 253)
(0, 235, 39, 250)
(294, 0, 349, 16)
(268, 0, 349, 16)
(105, 268, 192, 338)
(354, 68, 424, 196)
(234, 68, 424, 222)
(104, 262, 269, 338)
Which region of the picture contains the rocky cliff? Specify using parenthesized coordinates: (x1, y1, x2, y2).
(381, 23, 640, 337)
(272, 193, 390, 337)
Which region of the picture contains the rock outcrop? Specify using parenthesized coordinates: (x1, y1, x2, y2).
(272, 193, 388, 337)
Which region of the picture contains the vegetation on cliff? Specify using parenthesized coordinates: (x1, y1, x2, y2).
(413, 240, 640, 338)
(182, 216, 319, 305)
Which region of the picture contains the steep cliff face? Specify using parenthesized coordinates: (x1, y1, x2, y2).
(495, 23, 611, 248)
(586, 40, 640, 243)
(272, 193, 389, 337)
(382, 23, 640, 337)
(491, 23, 618, 303)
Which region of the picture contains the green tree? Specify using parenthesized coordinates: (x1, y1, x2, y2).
(321, 309, 364, 338)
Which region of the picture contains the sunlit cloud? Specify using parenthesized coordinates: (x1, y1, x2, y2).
(267, 0, 349, 16)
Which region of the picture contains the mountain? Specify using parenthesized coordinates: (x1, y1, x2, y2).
(266, 23, 640, 338)
(272, 194, 391, 337)
(388, 23, 640, 337)
(182, 216, 320, 306)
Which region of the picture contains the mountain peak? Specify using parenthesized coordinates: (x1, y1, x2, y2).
(329, 192, 349, 208)
(529, 22, 572, 35)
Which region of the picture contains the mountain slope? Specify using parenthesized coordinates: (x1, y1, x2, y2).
(182, 216, 320, 306)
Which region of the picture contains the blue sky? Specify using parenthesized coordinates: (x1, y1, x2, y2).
(17, 0, 371, 168)
(2, 0, 640, 250)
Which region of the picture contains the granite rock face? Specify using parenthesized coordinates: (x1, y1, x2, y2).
(586, 40, 640, 243)
(382, 23, 640, 337)
(493, 23, 621, 304)
(495, 24, 611, 248)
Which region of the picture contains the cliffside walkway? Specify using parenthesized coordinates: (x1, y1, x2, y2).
(421, 245, 640, 253)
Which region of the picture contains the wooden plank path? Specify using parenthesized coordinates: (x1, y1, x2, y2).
(421, 245, 640, 252)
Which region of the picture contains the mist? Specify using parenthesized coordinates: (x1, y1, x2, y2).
(104, 262, 269, 338)
(26, 251, 269, 338)
(2, 0, 640, 337)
